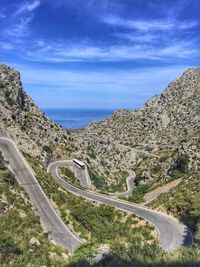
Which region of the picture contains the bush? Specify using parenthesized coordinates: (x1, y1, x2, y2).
(2, 170, 16, 186)
(42, 145, 52, 154)
(0, 152, 5, 170)
(176, 155, 190, 172)
(111, 237, 162, 264)
(151, 165, 162, 173)
(4, 90, 16, 106)
(87, 167, 109, 192)
(128, 184, 150, 203)
(61, 166, 78, 185)
(0, 234, 21, 261)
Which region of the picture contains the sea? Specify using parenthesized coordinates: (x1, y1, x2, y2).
(42, 108, 115, 129)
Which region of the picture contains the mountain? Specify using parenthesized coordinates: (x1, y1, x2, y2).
(73, 68, 200, 237)
(75, 68, 200, 192)
(0, 64, 199, 266)
(0, 64, 74, 162)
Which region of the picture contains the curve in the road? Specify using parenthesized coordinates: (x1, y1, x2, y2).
(108, 170, 135, 197)
(0, 137, 81, 253)
(48, 160, 193, 252)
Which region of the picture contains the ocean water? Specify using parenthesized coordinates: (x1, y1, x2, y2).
(42, 108, 115, 129)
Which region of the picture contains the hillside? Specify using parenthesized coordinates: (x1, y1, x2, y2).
(0, 64, 74, 162)
(75, 68, 200, 190)
(0, 64, 200, 266)
(73, 68, 200, 235)
(0, 152, 71, 266)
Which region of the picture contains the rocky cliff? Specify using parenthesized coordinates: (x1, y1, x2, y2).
(0, 63, 199, 191)
(0, 64, 74, 161)
(74, 68, 200, 191)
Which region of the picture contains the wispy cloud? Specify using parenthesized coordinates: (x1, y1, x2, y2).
(20, 38, 197, 63)
(4, 1, 40, 38)
(6, 62, 191, 108)
(15, 0, 40, 15)
(0, 0, 199, 65)
(0, 42, 13, 50)
(7, 16, 33, 37)
(0, 12, 6, 19)
(103, 15, 198, 31)
(113, 33, 156, 43)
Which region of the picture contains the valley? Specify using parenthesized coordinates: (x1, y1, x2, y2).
(0, 64, 200, 266)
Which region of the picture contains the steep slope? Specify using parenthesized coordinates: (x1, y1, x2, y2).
(75, 68, 200, 192)
(0, 64, 74, 161)
(0, 63, 200, 266)
(0, 152, 70, 266)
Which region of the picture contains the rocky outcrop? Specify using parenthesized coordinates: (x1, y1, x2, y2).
(0, 63, 199, 190)
(74, 68, 200, 189)
(0, 64, 74, 161)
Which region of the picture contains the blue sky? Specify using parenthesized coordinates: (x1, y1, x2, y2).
(0, 0, 199, 109)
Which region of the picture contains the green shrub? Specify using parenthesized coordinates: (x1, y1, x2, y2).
(61, 166, 79, 185)
(0, 152, 5, 170)
(1, 170, 16, 186)
(87, 167, 109, 192)
(0, 234, 21, 261)
(42, 145, 52, 154)
(128, 184, 150, 203)
(151, 165, 162, 173)
(176, 154, 190, 172)
(4, 90, 16, 106)
(87, 146, 96, 159)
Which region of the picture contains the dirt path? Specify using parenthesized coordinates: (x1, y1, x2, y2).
(144, 178, 182, 204)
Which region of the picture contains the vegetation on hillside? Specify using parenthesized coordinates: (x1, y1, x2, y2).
(60, 166, 81, 186)
(1, 151, 200, 266)
(22, 153, 159, 265)
(68, 233, 200, 267)
(0, 155, 68, 266)
(150, 171, 200, 232)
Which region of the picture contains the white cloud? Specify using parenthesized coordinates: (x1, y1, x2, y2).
(103, 15, 198, 31)
(113, 33, 156, 43)
(7, 16, 33, 37)
(21, 39, 197, 63)
(26, 65, 189, 89)
(1, 1, 198, 64)
(5, 62, 191, 108)
(15, 0, 40, 15)
(4, 1, 40, 38)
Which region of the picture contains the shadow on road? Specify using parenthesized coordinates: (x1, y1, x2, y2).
(182, 225, 194, 247)
(67, 254, 200, 267)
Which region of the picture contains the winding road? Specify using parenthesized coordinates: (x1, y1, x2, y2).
(108, 170, 135, 197)
(0, 137, 193, 254)
(48, 160, 193, 252)
(0, 137, 81, 253)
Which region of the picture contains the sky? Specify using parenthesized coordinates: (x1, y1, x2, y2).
(0, 0, 199, 109)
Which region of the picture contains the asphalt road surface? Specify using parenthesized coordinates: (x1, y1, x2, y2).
(74, 164, 89, 188)
(0, 137, 193, 253)
(48, 160, 193, 252)
(58, 159, 89, 188)
(0, 137, 81, 253)
(109, 170, 135, 198)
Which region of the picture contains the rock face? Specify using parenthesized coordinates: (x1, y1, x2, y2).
(74, 68, 200, 189)
(0, 63, 199, 189)
(0, 64, 73, 161)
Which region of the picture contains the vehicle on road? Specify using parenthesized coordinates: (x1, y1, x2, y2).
(48, 159, 194, 252)
(73, 159, 85, 169)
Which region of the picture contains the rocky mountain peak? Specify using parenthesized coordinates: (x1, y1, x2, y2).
(75, 67, 200, 190)
(0, 64, 73, 161)
(143, 67, 200, 110)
